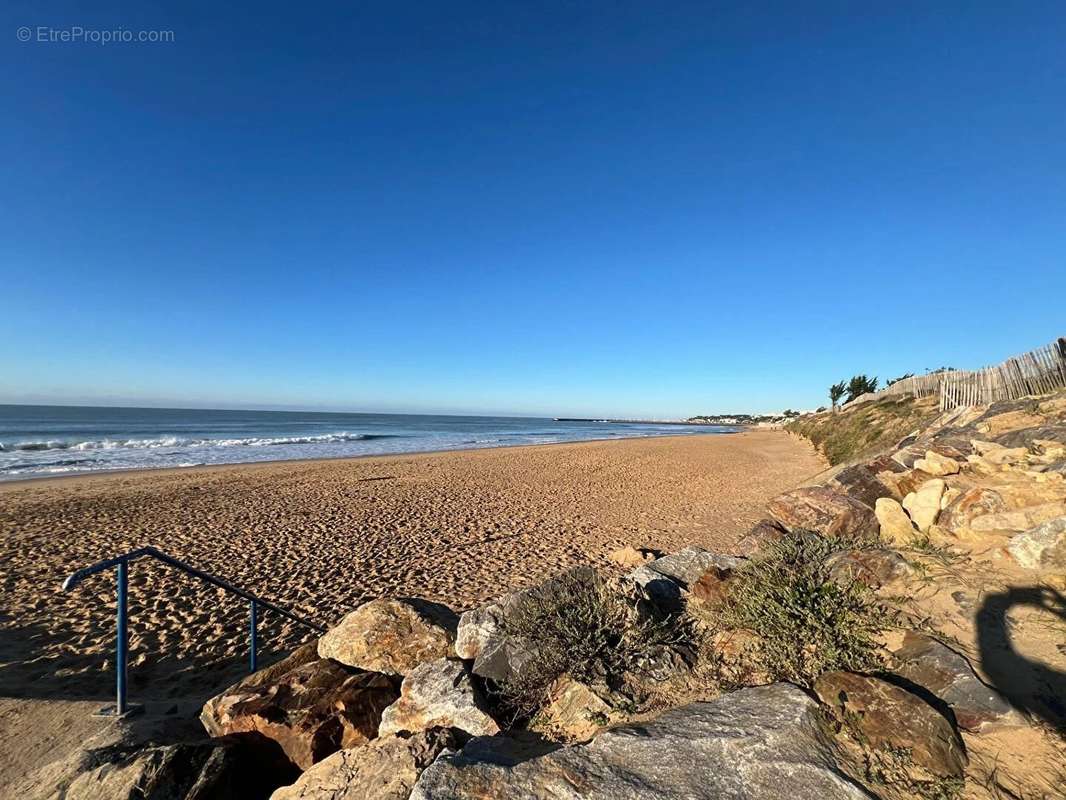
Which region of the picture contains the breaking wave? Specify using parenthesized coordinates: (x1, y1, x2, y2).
(0, 432, 395, 452)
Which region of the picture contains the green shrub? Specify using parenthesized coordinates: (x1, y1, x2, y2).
(496, 567, 694, 714)
(726, 534, 890, 686)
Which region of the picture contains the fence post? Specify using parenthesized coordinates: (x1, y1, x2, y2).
(116, 559, 128, 715)
(249, 599, 258, 672)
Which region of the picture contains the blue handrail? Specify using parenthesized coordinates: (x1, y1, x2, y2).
(62, 546, 325, 716)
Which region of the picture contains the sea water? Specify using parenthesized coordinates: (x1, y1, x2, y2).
(0, 405, 736, 481)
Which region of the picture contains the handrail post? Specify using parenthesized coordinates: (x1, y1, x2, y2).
(249, 599, 258, 673)
(116, 558, 128, 715)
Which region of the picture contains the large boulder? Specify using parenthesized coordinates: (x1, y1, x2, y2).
(319, 598, 458, 676)
(827, 547, 913, 588)
(902, 479, 946, 532)
(937, 487, 1007, 531)
(971, 440, 1029, 466)
(455, 589, 533, 683)
(1007, 516, 1066, 569)
(970, 502, 1066, 534)
(828, 465, 896, 509)
(201, 657, 399, 770)
(873, 498, 917, 545)
(410, 683, 872, 799)
(814, 671, 966, 779)
(890, 631, 1026, 732)
(767, 487, 880, 540)
(269, 728, 461, 800)
(378, 658, 499, 738)
(734, 518, 788, 556)
(975, 410, 1046, 437)
(65, 738, 296, 800)
(914, 451, 960, 477)
(627, 547, 743, 608)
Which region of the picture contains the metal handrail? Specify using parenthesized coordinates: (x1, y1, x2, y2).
(62, 546, 325, 716)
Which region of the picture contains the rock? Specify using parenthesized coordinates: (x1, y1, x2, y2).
(689, 565, 733, 606)
(970, 502, 1066, 533)
(541, 677, 616, 741)
(828, 548, 914, 588)
(971, 440, 1029, 465)
(828, 465, 896, 509)
(410, 683, 873, 799)
(891, 631, 1026, 732)
(940, 487, 961, 510)
(997, 426, 1066, 451)
(874, 498, 917, 545)
(200, 657, 399, 770)
(976, 410, 1046, 436)
(607, 545, 658, 567)
(628, 547, 743, 608)
(66, 737, 296, 800)
(319, 598, 458, 675)
(455, 589, 536, 683)
(938, 488, 1007, 531)
(735, 518, 788, 556)
(270, 728, 461, 800)
(814, 671, 966, 779)
(767, 487, 880, 541)
(1038, 395, 1066, 416)
(902, 479, 946, 532)
(1007, 516, 1066, 568)
(925, 437, 975, 461)
(914, 451, 960, 477)
(378, 658, 499, 738)
(200, 641, 320, 728)
(878, 468, 936, 500)
(866, 453, 907, 476)
(891, 445, 927, 470)
(964, 454, 1001, 477)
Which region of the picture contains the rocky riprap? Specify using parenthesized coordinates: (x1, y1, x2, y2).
(58, 389, 1066, 799)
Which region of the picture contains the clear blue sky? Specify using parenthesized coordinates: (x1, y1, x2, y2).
(2, 1, 1064, 418)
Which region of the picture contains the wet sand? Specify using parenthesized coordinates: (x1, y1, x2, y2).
(0, 430, 822, 789)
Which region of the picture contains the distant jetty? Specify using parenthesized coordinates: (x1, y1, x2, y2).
(553, 418, 725, 426)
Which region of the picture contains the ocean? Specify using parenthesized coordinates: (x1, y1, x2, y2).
(0, 405, 737, 481)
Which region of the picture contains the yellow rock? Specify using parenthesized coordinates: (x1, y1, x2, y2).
(902, 479, 946, 532)
(976, 410, 1046, 436)
(915, 450, 960, 477)
(970, 502, 1066, 533)
(971, 440, 1029, 465)
(875, 497, 918, 545)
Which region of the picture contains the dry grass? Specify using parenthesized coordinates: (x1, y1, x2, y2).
(725, 533, 894, 686)
(787, 395, 941, 465)
(495, 567, 696, 715)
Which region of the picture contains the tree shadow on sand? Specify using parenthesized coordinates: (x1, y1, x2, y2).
(976, 585, 1066, 734)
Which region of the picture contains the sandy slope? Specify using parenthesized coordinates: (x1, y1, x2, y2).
(0, 431, 822, 792)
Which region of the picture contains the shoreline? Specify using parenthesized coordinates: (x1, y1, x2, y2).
(0, 428, 746, 490)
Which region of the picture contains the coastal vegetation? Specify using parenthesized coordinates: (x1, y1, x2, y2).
(725, 534, 890, 686)
(787, 393, 941, 465)
(495, 567, 695, 716)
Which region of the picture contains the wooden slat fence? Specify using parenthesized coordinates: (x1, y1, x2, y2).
(842, 336, 1066, 411)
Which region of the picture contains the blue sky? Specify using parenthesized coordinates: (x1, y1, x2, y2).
(2, 1, 1064, 418)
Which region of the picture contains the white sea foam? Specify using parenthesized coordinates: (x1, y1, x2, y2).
(5, 432, 380, 452)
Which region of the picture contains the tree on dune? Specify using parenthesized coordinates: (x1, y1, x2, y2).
(829, 381, 847, 412)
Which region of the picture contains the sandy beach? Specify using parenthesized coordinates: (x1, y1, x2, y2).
(0, 431, 822, 790)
